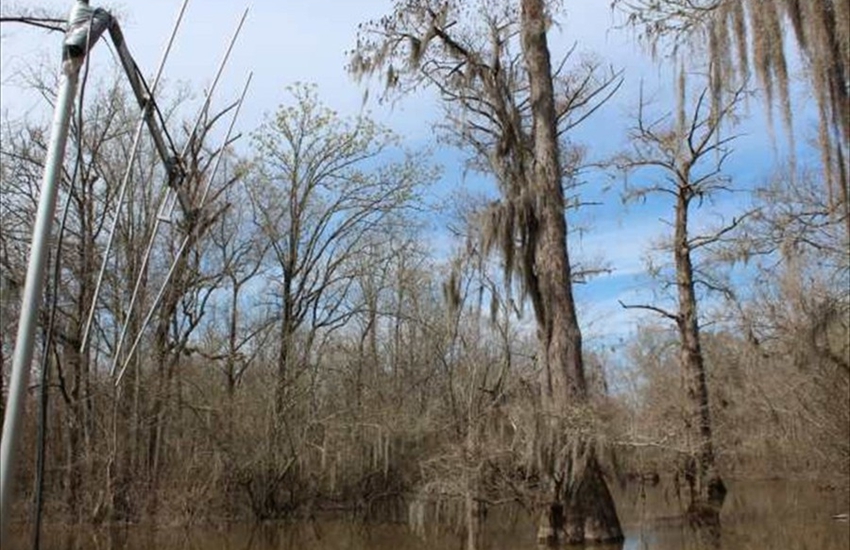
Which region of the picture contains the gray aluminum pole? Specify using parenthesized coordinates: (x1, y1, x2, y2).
(0, 1, 109, 540)
(0, 63, 78, 545)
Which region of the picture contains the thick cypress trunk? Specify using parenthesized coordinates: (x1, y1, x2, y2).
(674, 191, 726, 520)
(520, 0, 623, 544)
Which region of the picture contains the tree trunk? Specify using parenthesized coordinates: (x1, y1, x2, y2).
(275, 258, 296, 423)
(147, 239, 194, 515)
(464, 423, 484, 550)
(520, 0, 623, 544)
(64, 339, 84, 522)
(465, 470, 483, 550)
(227, 280, 240, 400)
(275, 299, 293, 423)
(674, 190, 726, 520)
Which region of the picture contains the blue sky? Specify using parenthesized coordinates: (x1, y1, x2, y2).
(0, 0, 818, 346)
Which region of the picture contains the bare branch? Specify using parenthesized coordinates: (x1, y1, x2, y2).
(618, 300, 680, 322)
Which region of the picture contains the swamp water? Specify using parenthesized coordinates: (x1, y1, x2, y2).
(6, 481, 848, 549)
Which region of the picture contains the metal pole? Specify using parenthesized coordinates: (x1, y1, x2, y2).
(0, 1, 109, 540)
(0, 63, 79, 545)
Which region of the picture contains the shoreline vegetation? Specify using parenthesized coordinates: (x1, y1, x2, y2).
(6, 475, 849, 527)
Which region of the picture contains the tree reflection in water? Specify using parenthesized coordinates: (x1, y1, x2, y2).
(5, 481, 849, 550)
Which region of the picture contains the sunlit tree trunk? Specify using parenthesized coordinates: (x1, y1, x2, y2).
(617, 81, 746, 523)
(520, 0, 623, 544)
(674, 189, 726, 519)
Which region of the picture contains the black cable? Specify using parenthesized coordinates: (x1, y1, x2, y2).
(31, 18, 93, 549)
(132, 60, 181, 161)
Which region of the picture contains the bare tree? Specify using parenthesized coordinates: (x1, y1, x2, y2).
(248, 83, 429, 423)
(615, 0, 849, 238)
(201, 176, 270, 401)
(0, 50, 249, 522)
(615, 84, 749, 521)
(724, 165, 849, 480)
(234, 84, 431, 518)
(351, 0, 623, 544)
(0, 72, 152, 520)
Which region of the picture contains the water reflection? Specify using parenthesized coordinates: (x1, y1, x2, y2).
(7, 481, 848, 550)
(624, 520, 721, 550)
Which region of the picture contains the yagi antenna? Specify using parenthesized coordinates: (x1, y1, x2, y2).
(104, 8, 249, 375)
(79, 0, 191, 352)
(115, 72, 253, 386)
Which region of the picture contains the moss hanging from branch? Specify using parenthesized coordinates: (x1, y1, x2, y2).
(616, 0, 849, 222)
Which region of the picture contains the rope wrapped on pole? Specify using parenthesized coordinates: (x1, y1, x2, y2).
(64, 3, 111, 63)
(108, 22, 189, 211)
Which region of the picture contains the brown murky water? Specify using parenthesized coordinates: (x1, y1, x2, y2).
(6, 481, 849, 550)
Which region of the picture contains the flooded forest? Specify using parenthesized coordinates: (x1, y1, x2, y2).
(0, 0, 848, 549)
